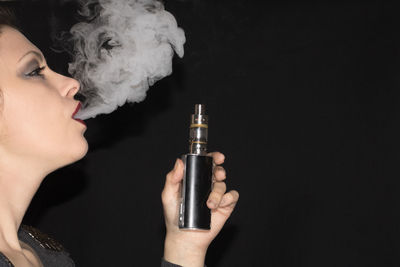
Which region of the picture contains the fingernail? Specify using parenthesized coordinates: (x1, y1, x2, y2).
(208, 200, 216, 209)
(174, 159, 179, 169)
(220, 199, 227, 206)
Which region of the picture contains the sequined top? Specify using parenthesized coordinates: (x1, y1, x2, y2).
(0, 225, 74, 267)
(0, 225, 186, 267)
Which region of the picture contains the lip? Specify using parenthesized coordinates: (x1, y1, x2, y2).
(72, 102, 86, 126)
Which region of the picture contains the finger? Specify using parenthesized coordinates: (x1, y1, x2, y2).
(208, 151, 225, 165)
(219, 190, 239, 208)
(213, 166, 226, 182)
(209, 190, 239, 230)
(207, 181, 227, 209)
(161, 159, 184, 202)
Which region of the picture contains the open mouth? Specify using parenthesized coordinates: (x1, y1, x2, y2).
(72, 102, 86, 126)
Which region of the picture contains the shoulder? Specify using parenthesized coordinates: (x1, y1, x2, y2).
(0, 252, 13, 267)
(19, 225, 75, 267)
(19, 225, 65, 252)
(0, 226, 74, 267)
(0, 225, 69, 267)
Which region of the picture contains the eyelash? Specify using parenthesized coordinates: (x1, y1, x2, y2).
(26, 66, 46, 78)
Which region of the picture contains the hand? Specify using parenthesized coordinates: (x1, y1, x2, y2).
(161, 152, 239, 267)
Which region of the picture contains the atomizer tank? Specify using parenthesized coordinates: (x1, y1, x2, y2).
(179, 104, 213, 230)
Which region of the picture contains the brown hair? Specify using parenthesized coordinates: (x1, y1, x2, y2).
(0, 5, 18, 32)
(0, 5, 18, 108)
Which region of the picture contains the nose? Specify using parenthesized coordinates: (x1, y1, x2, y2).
(57, 73, 81, 98)
(65, 77, 81, 98)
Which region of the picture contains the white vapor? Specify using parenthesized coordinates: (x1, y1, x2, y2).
(68, 0, 185, 119)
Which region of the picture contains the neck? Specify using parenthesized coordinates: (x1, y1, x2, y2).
(0, 155, 50, 251)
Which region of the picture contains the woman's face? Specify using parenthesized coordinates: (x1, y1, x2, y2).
(0, 26, 88, 171)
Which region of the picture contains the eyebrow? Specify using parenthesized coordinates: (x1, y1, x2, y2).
(18, 51, 44, 63)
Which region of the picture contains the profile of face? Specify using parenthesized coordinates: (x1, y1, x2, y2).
(0, 26, 88, 172)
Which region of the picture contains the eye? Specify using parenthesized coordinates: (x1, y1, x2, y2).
(26, 66, 46, 78)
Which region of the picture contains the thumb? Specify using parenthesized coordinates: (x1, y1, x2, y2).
(162, 158, 184, 202)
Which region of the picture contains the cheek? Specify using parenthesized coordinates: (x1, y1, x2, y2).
(0, 77, 88, 166)
(1, 88, 69, 157)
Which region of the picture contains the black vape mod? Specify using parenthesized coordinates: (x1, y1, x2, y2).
(179, 104, 213, 230)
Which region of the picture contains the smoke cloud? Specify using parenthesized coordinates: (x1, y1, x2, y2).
(67, 0, 185, 119)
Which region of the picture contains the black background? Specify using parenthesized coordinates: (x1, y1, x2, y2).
(8, 0, 400, 266)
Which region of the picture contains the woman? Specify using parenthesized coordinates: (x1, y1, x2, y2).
(0, 6, 239, 267)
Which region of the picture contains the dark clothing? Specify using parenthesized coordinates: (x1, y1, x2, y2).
(0, 225, 183, 267)
(161, 259, 184, 267)
(0, 225, 74, 267)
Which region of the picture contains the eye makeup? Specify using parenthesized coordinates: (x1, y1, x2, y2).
(18, 59, 46, 79)
(25, 66, 46, 78)
(17, 50, 46, 79)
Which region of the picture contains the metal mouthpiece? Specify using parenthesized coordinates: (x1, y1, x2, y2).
(195, 104, 205, 115)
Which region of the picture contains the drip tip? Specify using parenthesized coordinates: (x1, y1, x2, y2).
(195, 104, 205, 115)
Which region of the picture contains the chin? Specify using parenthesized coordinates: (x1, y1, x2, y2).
(72, 139, 89, 162)
(59, 138, 89, 168)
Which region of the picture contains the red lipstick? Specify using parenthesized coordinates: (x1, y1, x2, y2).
(72, 102, 86, 126)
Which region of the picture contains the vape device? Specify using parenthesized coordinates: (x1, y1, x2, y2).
(179, 104, 213, 230)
